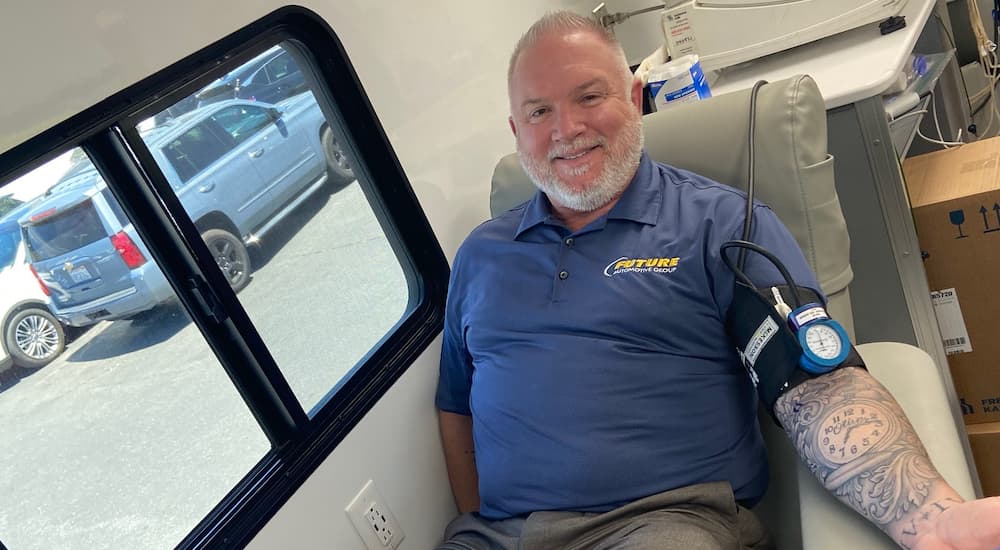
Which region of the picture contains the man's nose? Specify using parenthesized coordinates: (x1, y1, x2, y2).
(552, 106, 585, 141)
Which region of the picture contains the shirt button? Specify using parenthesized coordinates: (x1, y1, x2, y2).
(564, 237, 575, 247)
(558, 270, 569, 280)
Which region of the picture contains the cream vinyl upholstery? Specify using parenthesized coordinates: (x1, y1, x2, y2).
(488, 75, 976, 549)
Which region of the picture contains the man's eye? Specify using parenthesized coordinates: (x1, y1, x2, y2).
(528, 108, 548, 119)
(582, 93, 603, 103)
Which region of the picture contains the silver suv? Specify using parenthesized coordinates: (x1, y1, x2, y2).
(1, 200, 65, 369)
(20, 177, 173, 327)
(21, 91, 350, 327)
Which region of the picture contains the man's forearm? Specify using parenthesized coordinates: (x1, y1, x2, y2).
(774, 367, 964, 549)
(438, 410, 481, 514)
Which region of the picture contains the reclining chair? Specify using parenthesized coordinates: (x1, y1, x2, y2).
(489, 75, 978, 549)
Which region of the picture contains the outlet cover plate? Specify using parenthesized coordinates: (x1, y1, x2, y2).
(345, 479, 404, 549)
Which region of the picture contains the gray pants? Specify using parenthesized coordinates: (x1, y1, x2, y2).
(438, 482, 773, 550)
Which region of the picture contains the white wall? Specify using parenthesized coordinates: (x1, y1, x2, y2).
(0, 1, 610, 548)
(596, 0, 668, 66)
(248, 3, 595, 546)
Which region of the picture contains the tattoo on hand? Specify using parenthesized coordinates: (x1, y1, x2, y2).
(775, 368, 943, 528)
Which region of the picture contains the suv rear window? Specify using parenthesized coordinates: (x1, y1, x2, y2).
(24, 199, 107, 261)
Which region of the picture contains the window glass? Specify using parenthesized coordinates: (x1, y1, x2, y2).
(139, 41, 411, 415)
(0, 150, 270, 549)
(211, 104, 274, 145)
(0, 196, 24, 218)
(0, 228, 18, 269)
(22, 197, 106, 260)
(247, 65, 270, 86)
(102, 187, 129, 225)
(163, 121, 232, 183)
(265, 53, 294, 81)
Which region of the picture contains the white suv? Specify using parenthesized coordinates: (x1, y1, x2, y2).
(0, 200, 65, 372)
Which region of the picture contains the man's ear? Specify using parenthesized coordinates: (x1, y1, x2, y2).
(630, 77, 644, 112)
(508, 116, 518, 137)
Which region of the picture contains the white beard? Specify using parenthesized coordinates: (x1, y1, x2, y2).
(518, 115, 643, 212)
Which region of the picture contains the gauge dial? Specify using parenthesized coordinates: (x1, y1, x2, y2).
(803, 323, 843, 360)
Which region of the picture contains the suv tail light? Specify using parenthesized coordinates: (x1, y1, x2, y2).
(28, 264, 51, 296)
(110, 231, 147, 269)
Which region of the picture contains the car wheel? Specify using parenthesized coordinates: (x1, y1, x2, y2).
(5, 307, 65, 369)
(201, 228, 251, 292)
(321, 127, 355, 186)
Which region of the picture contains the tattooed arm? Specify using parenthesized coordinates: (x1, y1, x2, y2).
(774, 366, 1000, 550)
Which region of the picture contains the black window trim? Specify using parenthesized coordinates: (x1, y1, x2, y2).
(0, 6, 449, 549)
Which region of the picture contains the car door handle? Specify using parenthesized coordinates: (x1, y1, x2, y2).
(248, 148, 265, 158)
(199, 183, 216, 193)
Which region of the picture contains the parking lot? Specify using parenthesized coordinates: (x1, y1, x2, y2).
(0, 182, 409, 549)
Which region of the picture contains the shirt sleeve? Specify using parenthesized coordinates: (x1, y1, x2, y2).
(435, 246, 474, 416)
(740, 205, 822, 294)
(711, 204, 824, 317)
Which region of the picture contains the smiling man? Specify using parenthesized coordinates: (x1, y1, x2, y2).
(435, 10, 1000, 550)
(509, 35, 642, 226)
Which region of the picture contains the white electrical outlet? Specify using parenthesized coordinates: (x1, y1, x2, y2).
(345, 479, 405, 550)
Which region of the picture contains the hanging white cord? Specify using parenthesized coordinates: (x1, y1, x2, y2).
(966, 0, 1000, 137)
(929, 90, 964, 147)
(986, 49, 1000, 136)
(889, 109, 929, 124)
(917, 127, 966, 147)
(888, 109, 961, 148)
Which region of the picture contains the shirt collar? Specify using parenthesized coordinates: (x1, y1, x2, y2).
(607, 152, 660, 225)
(514, 152, 660, 239)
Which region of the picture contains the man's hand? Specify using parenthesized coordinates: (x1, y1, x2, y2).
(910, 497, 1000, 550)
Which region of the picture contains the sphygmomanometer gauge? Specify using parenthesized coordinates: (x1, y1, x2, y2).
(791, 303, 851, 374)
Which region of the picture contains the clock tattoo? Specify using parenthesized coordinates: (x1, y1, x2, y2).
(775, 368, 941, 527)
(816, 399, 895, 466)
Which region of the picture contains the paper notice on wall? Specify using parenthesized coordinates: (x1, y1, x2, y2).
(662, 9, 699, 58)
(930, 288, 973, 355)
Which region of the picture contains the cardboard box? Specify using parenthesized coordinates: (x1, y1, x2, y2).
(966, 422, 1000, 497)
(902, 138, 1000, 424)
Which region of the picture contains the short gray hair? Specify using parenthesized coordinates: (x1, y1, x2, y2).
(507, 11, 631, 91)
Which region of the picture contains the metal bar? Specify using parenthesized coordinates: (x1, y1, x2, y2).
(852, 95, 984, 496)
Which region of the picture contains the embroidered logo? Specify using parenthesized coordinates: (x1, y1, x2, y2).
(603, 256, 680, 277)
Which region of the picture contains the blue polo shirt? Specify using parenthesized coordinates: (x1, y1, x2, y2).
(436, 152, 820, 520)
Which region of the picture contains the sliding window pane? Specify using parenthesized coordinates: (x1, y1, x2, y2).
(138, 41, 411, 415)
(0, 150, 270, 550)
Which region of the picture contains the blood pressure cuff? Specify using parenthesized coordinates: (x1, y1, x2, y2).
(725, 282, 866, 415)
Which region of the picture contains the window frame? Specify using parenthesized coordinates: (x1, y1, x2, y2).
(0, 7, 449, 549)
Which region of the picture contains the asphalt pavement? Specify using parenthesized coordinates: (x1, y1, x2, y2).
(0, 181, 409, 549)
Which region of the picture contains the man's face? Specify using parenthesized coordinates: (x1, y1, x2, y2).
(508, 30, 643, 212)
